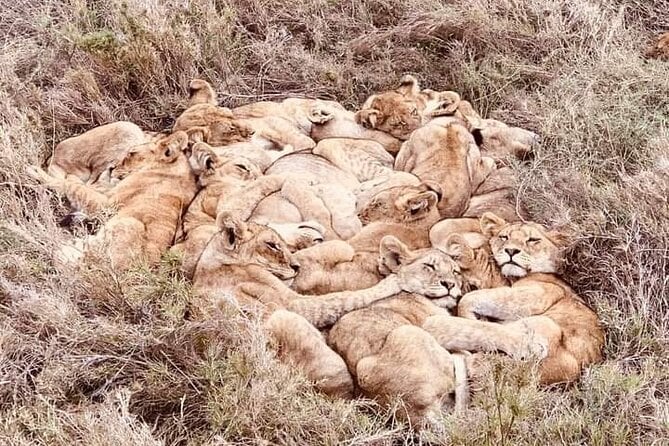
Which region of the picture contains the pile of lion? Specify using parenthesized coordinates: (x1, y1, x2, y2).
(28, 75, 604, 427)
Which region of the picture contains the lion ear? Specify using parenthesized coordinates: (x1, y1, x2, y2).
(159, 131, 188, 161)
(397, 74, 420, 96)
(546, 229, 570, 248)
(216, 213, 248, 250)
(480, 212, 507, 237)
(378, 235, 412, 274)
(355, 108, 380, 129)
(421, 180, 443, 202)
(443, 234, 474, 263)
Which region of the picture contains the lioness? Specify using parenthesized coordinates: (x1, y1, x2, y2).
(28, 132, 197, 270)
(423, 212, 605, 384)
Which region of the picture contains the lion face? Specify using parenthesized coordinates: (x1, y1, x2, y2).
(111, 131, 188, 181)
(189, 142, 261, 186)
(481, 212, 566, 278)
(357, 182, 442, 225)
(207, 119, 255, 146)
(209, 216, 299, 280)
(356, 93, 422, 140)
(379, 236, 463, 308)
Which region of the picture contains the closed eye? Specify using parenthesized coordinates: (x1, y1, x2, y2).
(424, 263, 436, 271)
(528, 237, 541, 244)
(234, 164, 250, 172)
(266, 241, 280, 251)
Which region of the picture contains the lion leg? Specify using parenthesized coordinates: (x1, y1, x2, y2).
(280, 179, 338, 240)
(217, 175, 285, 221)
(356, 325, 457, 425)
(422, 315, 549, 361)
(290, 241, 359, 294)
(457, 285, 562, 321)
(264, 309, 355, 398)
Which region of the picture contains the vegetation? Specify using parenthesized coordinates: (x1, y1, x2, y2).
(1, 0, 667, 444)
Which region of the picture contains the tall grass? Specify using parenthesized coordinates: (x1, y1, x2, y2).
(1, 0, 667, 444)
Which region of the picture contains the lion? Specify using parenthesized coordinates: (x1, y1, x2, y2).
(645, 31, 669, 60)
(395, 118, 496, 218)
(28, 131, 197, 270)
(311, 138, 394, 182)
(233, 97, 339, 135)
(327, 239, 469, 424)
(289, 185, 441, 295)
(191, 218, 461, 396)
(422, 212, 605, 384)
(354, 75, 463, 140)
(309, 106, 403, 155)
(357, 181, 442, 226)
(174, 143, 324, 277)
(253, 153, 363, 239)
(470, 119, 539, 161)
(47, 121, 158, 184)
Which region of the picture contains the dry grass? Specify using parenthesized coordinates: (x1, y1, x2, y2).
(1, 0, 668, 444)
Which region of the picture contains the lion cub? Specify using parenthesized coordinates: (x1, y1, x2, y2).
(395, 118, 495, 218)
(423, 212, 605, 384)
(328, 238, 468, 425)
(355, 75, 462, 140)
(29, 132, 197, 270)
(48, 121, 157, 184)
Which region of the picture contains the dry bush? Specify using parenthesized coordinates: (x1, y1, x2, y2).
(1, 0, 667, 444)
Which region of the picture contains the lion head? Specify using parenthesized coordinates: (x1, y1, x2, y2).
(174, 103, 254, 146)
(480, 212, 567, 278)
(267, 221, 326, 252)
(189, 142, 261, 186)
(357, 181, 442, 225)
(378, 236, 463, 308)
(198, 214, 299, 281)
(441, 232, 506, 291)
(355, 75, 425, 140)
(471, 119, 539, 161)
(110, 131, 188, 181)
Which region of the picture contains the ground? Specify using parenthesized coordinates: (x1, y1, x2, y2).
(0, 0, 668, 444)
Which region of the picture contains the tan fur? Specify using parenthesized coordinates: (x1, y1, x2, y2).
(48, 121, 153, 184)
(395, 119, 495, 218)
(188, 79, 217, 106)
(311, 138, 394, 182)
(357, 182, 442, 226)
(309, 107, 403, 155)
(290, 185, 440, 294)
(174, 103, 255, 146)
(176, 80, 314, 150)
(233, 97, 340, 135)
(328, 247, 467, 424)
(175, 143, 326, 277)
(645, 31, 669, 60)
(471, 119, 539, 161)
(29, 132, 197, 270)
(354, 75, 470, 143)
(192, 224, 459, 396)
(423, 213, 604, 384)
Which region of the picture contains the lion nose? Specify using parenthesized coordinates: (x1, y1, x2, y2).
(440, 280, 454, 290)
(290, 262, 301, 273)
(505, 248, 520, 257)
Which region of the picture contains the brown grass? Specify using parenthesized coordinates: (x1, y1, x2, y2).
(1, 0, 668, 444)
